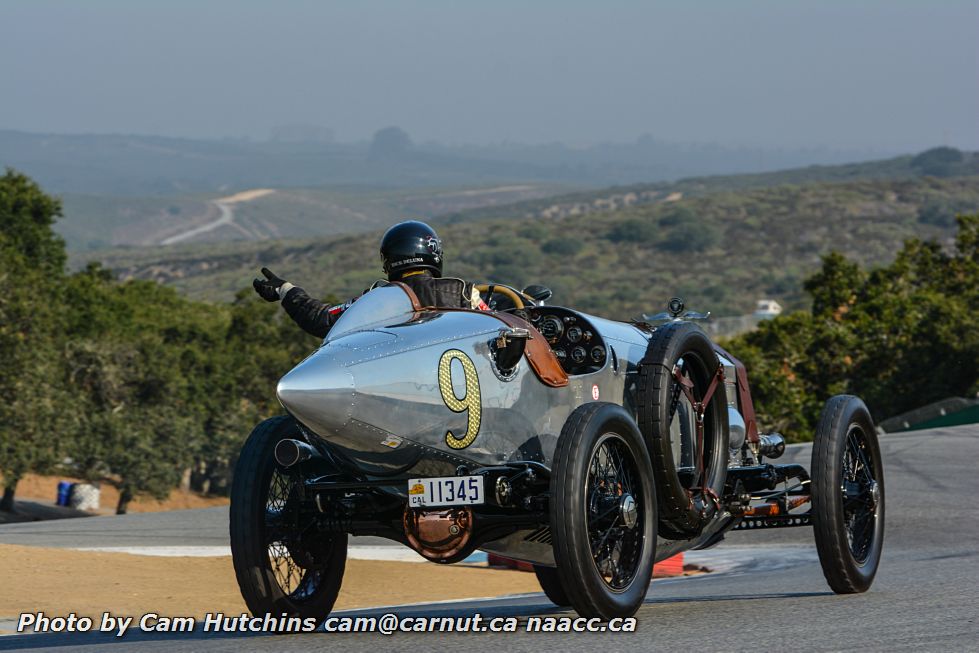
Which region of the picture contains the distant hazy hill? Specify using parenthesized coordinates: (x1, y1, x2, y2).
(89, 173, 979, 320)
(2, 128, 896, 197)
(52, 146, 978, 252)
(0, 130, 560, 195)
(440, 148, 979, 225)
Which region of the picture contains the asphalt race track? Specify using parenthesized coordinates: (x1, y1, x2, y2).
(2, 425, 977, 652)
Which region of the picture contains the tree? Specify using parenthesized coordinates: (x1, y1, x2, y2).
(0, 172, 324, 513)
(58, 267, 319, 511)
(725, 215, 979, 440)
(803, 252, 865, 318)
(192, 291, 318, 495)
(369, 126, 412, 159)
(63, 338, 197, 514)
(60, 266, 223, 513)
(0, 169, 66, 273)
(0, 170, 67, 511)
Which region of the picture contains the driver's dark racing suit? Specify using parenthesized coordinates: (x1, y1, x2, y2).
(281, 270, 489, 338)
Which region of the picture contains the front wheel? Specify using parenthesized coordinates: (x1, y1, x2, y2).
(549, 403, 657, 619)
(230, 416, 347, 627)
(533, 565, 571, 607)
(811, 395, 884, 593)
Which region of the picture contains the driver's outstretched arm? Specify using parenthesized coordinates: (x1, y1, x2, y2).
(281, 286, 348, 339)
(253, 267, 349, 338)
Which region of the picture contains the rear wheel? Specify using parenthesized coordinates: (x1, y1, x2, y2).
(812, 395, 884, 593)
(230, 416, 347, 627)
(549, 403, 657, 619)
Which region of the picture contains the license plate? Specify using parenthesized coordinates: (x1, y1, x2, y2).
(408, 476, 484, 507)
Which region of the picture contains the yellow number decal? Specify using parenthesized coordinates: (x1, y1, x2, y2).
(438, 349, 482, 449)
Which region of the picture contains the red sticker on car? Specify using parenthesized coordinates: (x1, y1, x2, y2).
(592, 385, 600, 401)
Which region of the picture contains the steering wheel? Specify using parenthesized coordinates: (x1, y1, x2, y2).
(475, 283, 527, 310)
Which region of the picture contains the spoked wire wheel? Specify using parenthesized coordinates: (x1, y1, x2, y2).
(231, 416, 347, 626)
(812, 395, 885, 594)
(265, 468, 326, 600)
(841, 426, 882, 564)
(587, 434, 645, 590)
(550, 402, 657, 619)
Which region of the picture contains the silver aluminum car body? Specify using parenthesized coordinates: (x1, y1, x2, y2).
(277, 285, 739, 564)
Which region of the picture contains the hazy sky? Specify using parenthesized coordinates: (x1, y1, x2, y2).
(2, 1, 976, 150)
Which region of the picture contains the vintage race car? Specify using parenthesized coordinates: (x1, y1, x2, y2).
(230, 282, 885, 621)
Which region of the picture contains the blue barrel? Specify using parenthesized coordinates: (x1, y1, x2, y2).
(56, 481, 73, 507)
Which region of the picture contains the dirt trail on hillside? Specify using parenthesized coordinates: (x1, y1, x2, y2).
(214, 189, 276, 204)
(160, 188, 277, 245)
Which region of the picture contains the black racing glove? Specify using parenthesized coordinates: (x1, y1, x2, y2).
(253, 267, 287, 302)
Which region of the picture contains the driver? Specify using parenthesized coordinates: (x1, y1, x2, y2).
(253, 220, 488, 338)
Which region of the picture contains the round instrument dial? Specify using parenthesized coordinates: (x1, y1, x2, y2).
(539, 316, 564, 342)
(591, 346, 606, 363)
(571, 346, 587, 363)
(566, 326, 583, 343)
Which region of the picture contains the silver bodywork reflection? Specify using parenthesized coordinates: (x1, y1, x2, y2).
(277, 288, 744, 564)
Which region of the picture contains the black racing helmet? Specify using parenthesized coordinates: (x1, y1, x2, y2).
(380, 220, 443, 278)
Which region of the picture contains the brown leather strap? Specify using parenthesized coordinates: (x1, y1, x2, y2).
(673, 364, 725, 490)
(712, 344, 759, 444)
(386, 281, 424, 312)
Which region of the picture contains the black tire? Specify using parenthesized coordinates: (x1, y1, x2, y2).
(637, 322, 728, 539)
(550, 402, 657, 619)
(533, 565, 572, 607)
(230, 416, 347, 627)
(811, 395, 885, 593)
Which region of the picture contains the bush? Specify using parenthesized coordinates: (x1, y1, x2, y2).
(661, 221, 718, 252)
(917, 198, 974, 227)
(659, 206, 697, 227)
(607, 218, 657, 243)
(541, 237, 583, 256)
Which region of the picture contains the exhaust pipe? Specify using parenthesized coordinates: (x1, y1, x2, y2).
(274, 438, 320, 468)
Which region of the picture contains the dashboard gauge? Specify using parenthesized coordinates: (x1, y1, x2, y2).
(566, 326, 583, 343)
(591, 346, 606, 363)
(571, 346, 587, 363)
(539, 316, 564, 342)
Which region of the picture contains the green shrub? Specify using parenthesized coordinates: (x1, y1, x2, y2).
(541, 237, 583, 256)
(607, 218, 657, 243)
(661, 221, 718, 252)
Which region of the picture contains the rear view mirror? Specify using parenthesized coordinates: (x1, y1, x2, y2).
(522, 284, 553, 304)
